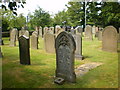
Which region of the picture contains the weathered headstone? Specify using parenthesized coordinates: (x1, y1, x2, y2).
(85, 25, 93, 41)
(98, 31, 102, 41)
(43, 27, 49, 35)
(39, 26, 43, 37)
(75, 26, 83, 36)
(70, 29, 76, 35)
(44, 33, 55, 53)
(9, 28, 17, 46)
(49, 27, 54, 34)
(31, 32, 38, 49)
(54, 31, 76, 84)
(24, 30, 29, 37)
(102, 26, 118, 52)
(19, 29, 26, 37)
(55, 25, 62, 35)
(19, 35, 30, 65)
(73, 34, 84, 60)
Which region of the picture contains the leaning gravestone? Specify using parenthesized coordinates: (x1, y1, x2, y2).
(73, 34, 84, 60)
(54, 31, 76, 84)
(85, 25, 93, 41)
(9, 28, 17, 46)
(44, 33, 55, 53)
(31, 32, 38, 49)
(19, 35, 30, 65)
(102, 26, 118, 52)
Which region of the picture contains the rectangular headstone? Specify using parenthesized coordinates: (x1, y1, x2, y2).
(55, 31, 76, 84)
(19, 35, 30, 65)
(98, 31, 102, 41)
(73, 34, 84, 60)
(44, 33, 55, 53)
(10, 29, 17, 46)
(31, 32, 38, 49)
(85, 25, 93, 41)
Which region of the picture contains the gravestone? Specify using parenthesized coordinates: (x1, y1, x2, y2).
(75, 26, 83, 36)
(54, 31, 76, 84)
(39, 26, 43, 37)
(102, 26, 118, 52)
(43, 27, 49, 35)
(24, 30, 29, 38)
(98, 31, 102, 41)
(19, 35, 30, 65)
(49, 27, 54, 34)
(31, 32, 38, 49)
(19, 29, 26, 37)
(10, 28, 17, 46)
(92, 25, 96, 34)
(55, 25, 62, 35)
(44, 33, 55, 53)
(73, 34, 84, 60)
(85, 25, 93, 41)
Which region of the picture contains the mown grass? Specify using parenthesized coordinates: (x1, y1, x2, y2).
(2, 36, 118, 88)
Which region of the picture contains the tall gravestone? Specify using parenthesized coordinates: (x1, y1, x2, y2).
(54, 31, 76, 84)
(85, 25, 93, 41)
(19, 35, 30, 65)
(10, 28, 17, 46)
(31, 32, 38, 49)
(102, 26, 118, 52)
(44, 33, 55, 53)
(73, 34, 84, 60)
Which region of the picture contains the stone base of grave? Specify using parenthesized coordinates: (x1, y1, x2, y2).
(54, 77, 65, 85)
(75, 54, 84, 60)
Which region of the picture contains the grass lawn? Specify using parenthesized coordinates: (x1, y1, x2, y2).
(2, 36, 118, 88)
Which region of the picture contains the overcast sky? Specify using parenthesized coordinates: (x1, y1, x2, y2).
(17, 0, 70, 16)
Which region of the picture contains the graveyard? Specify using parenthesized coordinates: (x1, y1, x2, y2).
(2, 34, 118, 88)
(1, 1, 120, 89)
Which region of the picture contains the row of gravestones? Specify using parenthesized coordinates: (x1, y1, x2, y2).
(18, 31, 76, 84)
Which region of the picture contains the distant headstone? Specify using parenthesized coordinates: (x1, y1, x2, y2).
(75, 26, 83, 36)
(39, 26, 43, 37)
(24, 30, 29, 37)
(102, 26, 118, 52)
(54, 31, 76, 84)
(43, 27, 49, 35)
(55, 25, 62, 35)
(10, 28, 17, 46)
(31, 32, 38, 49)
(85, 25, 93, 41)
(19, 35, 30, 65)
(19, 29, 26, 37)
(73, 34, 84, 60)
(49, 27, 54, 34)
(92, 25, 96, 34)
(44, 33, 55, 53)
(98, 31, 102, 41)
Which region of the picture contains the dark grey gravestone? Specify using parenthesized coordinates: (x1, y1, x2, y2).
(102, 26, 118, 52)
(73, 34, 84, 60)
(44, 33, 55, 53)
(19, 35, 30, 65)
(31, 32, 38, 49)
(9, 29, 17, 46)
(55, 31, 76, 84)
(85, 25, 93, 41)
(98, 31, 102, 41)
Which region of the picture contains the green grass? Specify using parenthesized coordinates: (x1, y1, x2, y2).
(2, 36, 118, 88)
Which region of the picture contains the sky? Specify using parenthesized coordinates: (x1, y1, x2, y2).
(17, 0, 71, 17)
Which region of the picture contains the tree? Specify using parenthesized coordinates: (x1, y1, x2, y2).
(28, 7, 52, 28)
